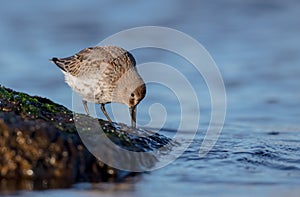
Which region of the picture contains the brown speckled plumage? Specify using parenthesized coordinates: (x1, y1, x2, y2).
(51, 46, 146, 128)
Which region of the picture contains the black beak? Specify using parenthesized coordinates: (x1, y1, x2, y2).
(130, 106, 137, 128)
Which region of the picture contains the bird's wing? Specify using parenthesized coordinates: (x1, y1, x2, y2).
(51, 46, 136, 76)
(51, 47, 95, 76)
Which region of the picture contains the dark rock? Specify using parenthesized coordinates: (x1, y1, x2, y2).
(0, 85, 173, 191)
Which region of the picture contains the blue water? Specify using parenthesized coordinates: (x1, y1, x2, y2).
(1, 0, 300, 196)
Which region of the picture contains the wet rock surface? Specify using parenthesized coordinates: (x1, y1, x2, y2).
(0, 85, 173, 191)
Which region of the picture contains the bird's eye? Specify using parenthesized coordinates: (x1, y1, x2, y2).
(131, 93, 135, 97)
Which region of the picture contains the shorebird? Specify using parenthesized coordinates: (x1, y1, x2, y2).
(51, 46, 146, 128)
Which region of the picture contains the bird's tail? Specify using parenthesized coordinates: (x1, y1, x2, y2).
(50, 57, 67, 72)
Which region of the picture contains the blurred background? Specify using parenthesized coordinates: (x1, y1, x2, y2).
(1, 0, 299, 130)
(0, 0, 300, 196)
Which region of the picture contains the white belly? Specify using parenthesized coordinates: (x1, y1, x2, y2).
(64, 72, 111, 104)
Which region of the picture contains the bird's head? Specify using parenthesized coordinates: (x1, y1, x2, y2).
(128, 83, 146, 108)
(128, 83, 146, 128)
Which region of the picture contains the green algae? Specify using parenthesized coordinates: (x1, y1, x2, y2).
(0, 84, 177, 188)
(0, 84, 174, 151)
(0, 85, 69, 117)
(0, 85, 75, 132)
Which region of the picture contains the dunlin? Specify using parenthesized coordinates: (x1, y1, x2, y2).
(51, 46, 146, 128)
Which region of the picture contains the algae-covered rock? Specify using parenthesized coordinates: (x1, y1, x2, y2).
(0, 85, 173, 190)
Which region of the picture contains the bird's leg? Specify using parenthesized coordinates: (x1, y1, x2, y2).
(100, 104, 112, 122)
(82, 100, 90, 115)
